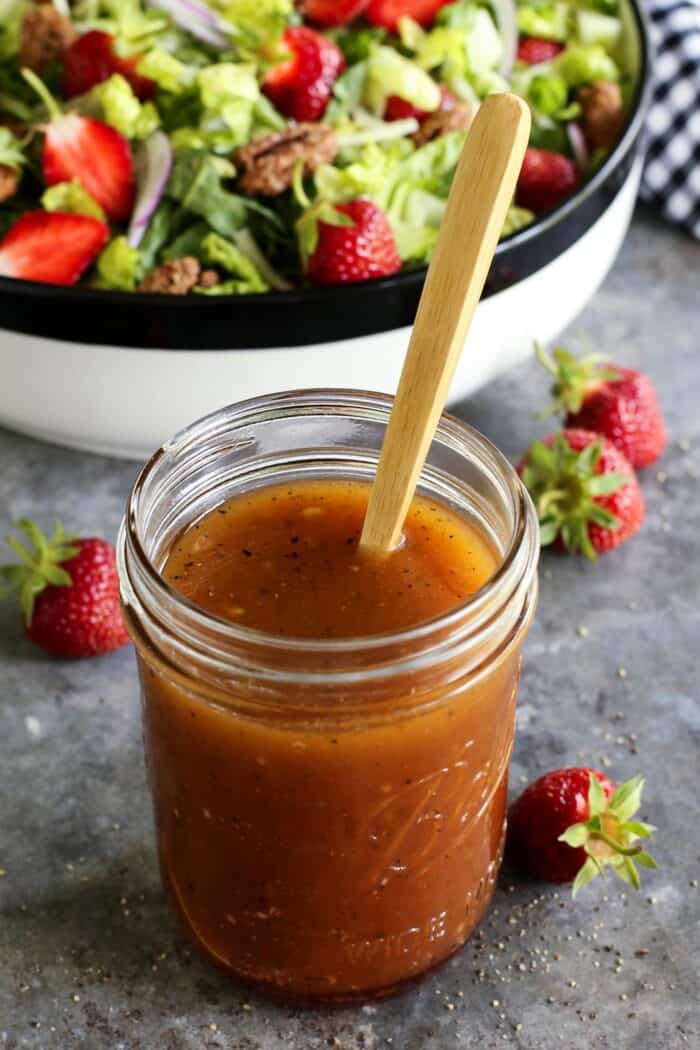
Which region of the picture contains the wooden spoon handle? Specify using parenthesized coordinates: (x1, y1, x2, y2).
(360, 93, 531, 553)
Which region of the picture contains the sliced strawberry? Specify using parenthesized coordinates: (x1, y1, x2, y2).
(517, 37, 564, 65)
(366, 0, 451, 31)
(0, 211, 108, 286)
(43, 114, 134, 223)
(303, 199, 402, 286)
(299, 0, 370, 27)
(22, 68, 135, 223)
(62, 30, 156, 101)
(516, 147, 578, 215)
(263, 26, 345, 122)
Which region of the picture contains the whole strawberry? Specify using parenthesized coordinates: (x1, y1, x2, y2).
(516, 147, 578, 215)
(508, 768, 656, 895)
(298, 199, 402, 286)
(519, 429, 644, 558)
(263, 26, 345, 123)
(537, 344, 667, 469)
(0, 520, 129, 658)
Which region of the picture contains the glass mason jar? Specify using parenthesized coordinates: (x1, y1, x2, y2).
(117, 390, 539, 1005)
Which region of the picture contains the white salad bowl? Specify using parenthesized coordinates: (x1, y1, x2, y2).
(0, 0, 650, 461)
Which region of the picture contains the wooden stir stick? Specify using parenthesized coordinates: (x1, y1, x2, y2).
(360, 93, 531, 553)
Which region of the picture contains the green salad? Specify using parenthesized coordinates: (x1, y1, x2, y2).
(0, 0, 632, 293)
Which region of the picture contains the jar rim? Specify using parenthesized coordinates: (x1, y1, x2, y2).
(119, 389, 539, 665)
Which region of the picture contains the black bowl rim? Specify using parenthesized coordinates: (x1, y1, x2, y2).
(0, 0, 651, 316)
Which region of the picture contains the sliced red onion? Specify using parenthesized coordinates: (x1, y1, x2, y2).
(127, 131, 173, 248)
(491, 0, 518, 80)
(567, 122, 590, 172)
(146, 0, 233, 49)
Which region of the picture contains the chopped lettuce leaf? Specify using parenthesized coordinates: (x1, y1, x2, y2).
(214, 0, 292, 52)
(234, 225, 291, 289)
(73, 0, 173, 57)
(0, 0, 30, 62)
(0, 126, 27, 171)
(528, 72, 569, 117)
(137, 198, 182, 269)
(397, 16, 425, 51)
(381, 131, 466, 260)
(197, 62, 257, 147)
(401, 4, 503, 99)
(157, 87, 204, 134)
(324, 62, 368, 125)
(251, 94, 286, 132)
(160, 219, 210, 260)
(166, 62, 268, 153)
(193, 278, 258, 295)
(516, 4, 570, 43)
(315, 140, 414, 204)
(529, 111, 569, 152)
(167, 149, 278, 238)
(555, 43, 620, 86)
(381, 129, 465, 200)
(95, 235, 142, 291)
(95, 74, 160, 139)
(197, 62, 259, 108)
(435, 0, 485, 28)
(576, 10, 622, 49)
(42, 180, 106, 220)
(136, 49, 193, 93)
(200, 231, 268, 290)
(364, 46, 441, 116)
(392, 221, 439, 263)
(502, 204, 535, 237)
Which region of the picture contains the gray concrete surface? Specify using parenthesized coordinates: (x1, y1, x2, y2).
(1, 208, 698, 1050)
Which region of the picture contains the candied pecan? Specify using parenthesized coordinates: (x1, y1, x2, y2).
(412, 103, 473, 148)
(139, 257, 201, 295)
(197, 268, 220, 289)
(0, 165, 19, 204)
(234, 123, 338, 197)
(578, 81, 624, 151)
(20, 5, 77, 75)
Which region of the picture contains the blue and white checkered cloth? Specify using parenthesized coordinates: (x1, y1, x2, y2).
(641, 0, 700, 237)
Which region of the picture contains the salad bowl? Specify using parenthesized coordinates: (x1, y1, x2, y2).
(0, 0, 650, 460)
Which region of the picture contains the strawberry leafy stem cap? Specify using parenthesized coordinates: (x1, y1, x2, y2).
(0, 519, 78, 625)
(560, 774, 657, 897)
(521, 434, 629, 560)
(535, 342, 620, 416)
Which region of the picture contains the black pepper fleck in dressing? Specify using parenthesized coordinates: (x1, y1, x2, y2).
(162, 478, 498, 639)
